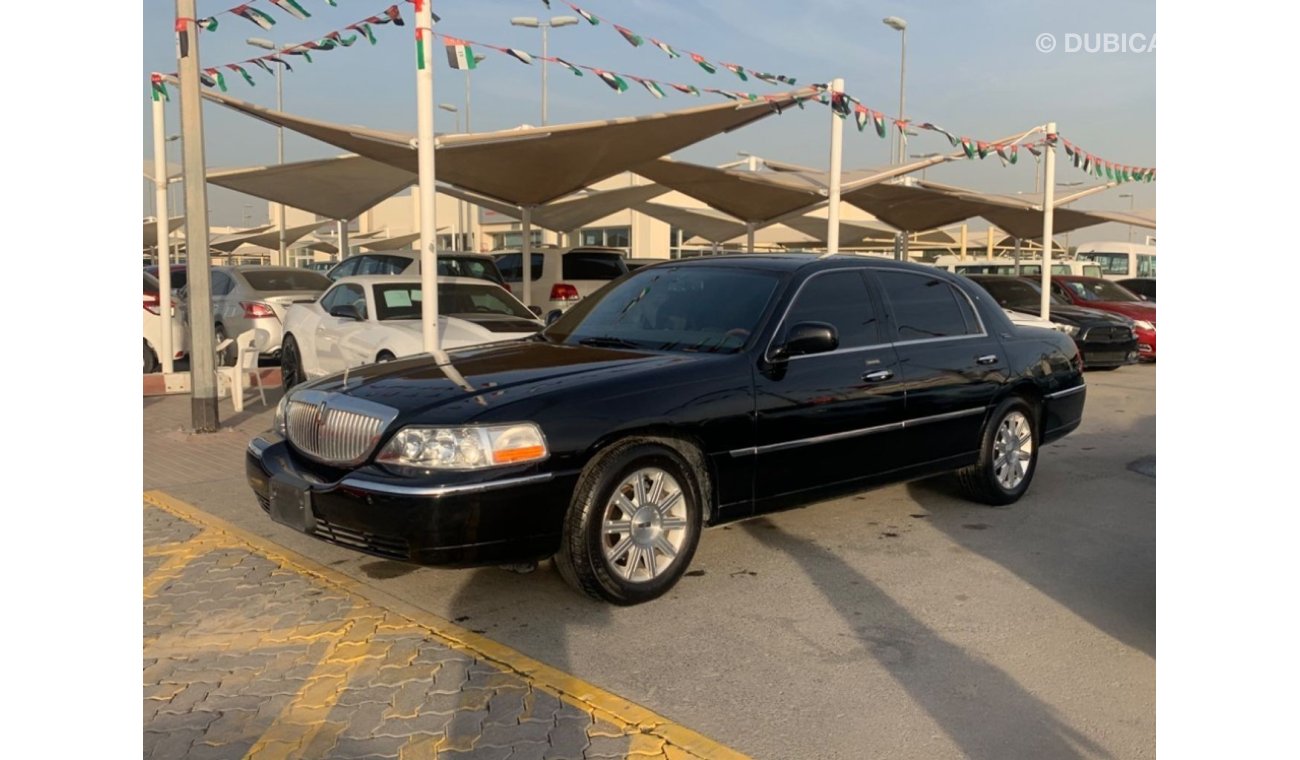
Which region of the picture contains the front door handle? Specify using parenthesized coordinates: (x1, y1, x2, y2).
(862, 369, 894, 382)
(976, 354, 999, 365)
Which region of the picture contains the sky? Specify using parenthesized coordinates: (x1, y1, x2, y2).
(141, 0, 1156, 243)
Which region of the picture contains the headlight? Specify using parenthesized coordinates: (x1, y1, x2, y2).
(274, 394, 289, 436)
(1134, 320, 1155, 331)
(376, 423, 548, 470)
(1054, 323, 1080, 337)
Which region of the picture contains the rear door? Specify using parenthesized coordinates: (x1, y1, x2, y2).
(873, 269, 1007, 464)
(753, 268, 907, 502)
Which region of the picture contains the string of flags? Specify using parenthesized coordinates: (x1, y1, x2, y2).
(547, 1, 797, 88)
(1059, 136, 1155, 183)
(155, 5, 408, 96)
(193, 0, 344, 33)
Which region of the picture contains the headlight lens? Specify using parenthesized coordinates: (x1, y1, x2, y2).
(1134, 319, 1155, 331)
(376, 423, 548, 470)
(274, 394, 289, 437)
(1054, 323, 1080, 337)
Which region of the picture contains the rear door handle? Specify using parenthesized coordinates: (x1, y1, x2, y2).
(862, 369, 894, 382)
(976, 354, 999, 365)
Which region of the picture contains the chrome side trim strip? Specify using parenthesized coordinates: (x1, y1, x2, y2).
(337, 472, 554, 498)
(730, 406, 987, 457)
(1045, 384, 1087, 400)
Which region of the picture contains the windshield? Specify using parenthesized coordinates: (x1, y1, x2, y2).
(372, 282, 535, 321)
(543, 265, 783, 353)
(243, 269, 332, 292)
(1066, 279, 1141, 302)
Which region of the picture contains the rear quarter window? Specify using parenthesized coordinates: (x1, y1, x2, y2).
(563, 252, 628, 280)
(877, 270, 980, 340)
(242, 270, 333, 291)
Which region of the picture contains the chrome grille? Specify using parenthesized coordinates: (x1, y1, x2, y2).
(283, 390, 399, 466)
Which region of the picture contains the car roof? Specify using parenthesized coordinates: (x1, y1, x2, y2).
(653, 253, 947, 276)
(333, 275, 504, 287)
(342, 250, 495, 261)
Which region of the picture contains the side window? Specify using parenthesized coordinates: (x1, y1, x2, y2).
(377, 255, 412, 275)
(211, 272, 234, 296)
(1137, 255, 1155, 277)
(330, 257, 361, 280)
(320, 284, 365, 316)
(355, 256, 388, 276)
(876, 271, 978, 341)
(781, 270, 880, 349)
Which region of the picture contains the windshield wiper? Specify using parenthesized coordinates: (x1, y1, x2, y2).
(577, 336, 643, 349)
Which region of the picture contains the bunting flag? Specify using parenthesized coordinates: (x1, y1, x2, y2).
(283, 48, 313, 63)
(1081, 153, 1092, 173)
(325, 30, 356, 47)
(777, 75, 797, 85)
(752, 72, 780, 85)
(198, 70, 217, 88)
(1063, 141, 1075, 159)
(594, 69, 628, 92)
(198, 17, 219, 31)
(669, 82, 700, 96)
(829, 91, 851, 118)
(202, 68, 228, 91)
(150, 73, 169, 102)
(572, 5, 600, 25)
(370, 5, 403, 25)
(504, 48, 533, 65)
(265, 54, 293, 71)
(228, 63, 256, 86)
(690, 53, 716, 74)
(650, 38, 680, 58)
(323, 0, 337, 5)
(722, 63, 748, 81)
(233, 5, 276, 30)
(634, 77, 665, 99)
(445, 39, 477, 69)
(872, 111, 887, 138)
(251, 58, 274, 74)
(268, 0, 311, 21)
(960, 137, 976, 159)
(1025, 143, 1043, 158)
(996, 143, 1017, 164)
(853, 104, 869, 132)
(916, 122, 958, 146)
(614, 24, 643, 47)
(350, 23, 376, 44)
(710, 89, 740, 101)
(542, 0, 551, 7)
(976, 140, 990, 159)
(555, 57, 584, 76)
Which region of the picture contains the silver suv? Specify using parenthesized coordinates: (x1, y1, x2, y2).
(492, 246, 629, 322)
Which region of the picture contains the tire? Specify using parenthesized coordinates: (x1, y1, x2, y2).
(554, 439, 705, 605)
(214, 324, 235, 367)
(281, 334, 304, 390)
(957, 396, 1040, 506)
(144, 340, 159, 374)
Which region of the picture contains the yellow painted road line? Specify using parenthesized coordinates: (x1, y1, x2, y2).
(143, 490, 749, 760)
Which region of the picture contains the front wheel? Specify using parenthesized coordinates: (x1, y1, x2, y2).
(144, 340, 159, 374)
(281, 334, 304, 390)
(957, 397, 1039, 506)
(554, 439, 704, 605)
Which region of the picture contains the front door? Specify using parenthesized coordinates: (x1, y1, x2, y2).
(315, 283, 366, 376)
(753, 268, 908, 503)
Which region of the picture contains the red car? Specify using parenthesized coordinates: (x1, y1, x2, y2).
(1037, 275, 1156, 360)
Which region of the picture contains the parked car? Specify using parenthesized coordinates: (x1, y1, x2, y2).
(931, 256, 1103, 278)
(280, 276, 544, 388)
(182, 266, 333, 365)
(248, 255, 1086, 604)
(1117, 277, 1156, 302)
(624, 257, 665, 272)
(143, 272, 188, 374)
(493, 246, 629, 321)
(326, 251, 507, 289)
(967, 275, 1138, 370)
(303, 261, 335, 273)
(145, 264, 188, 300)
(1040, 275, 1156, 360)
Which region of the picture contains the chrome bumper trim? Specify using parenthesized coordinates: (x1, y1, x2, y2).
(337, 472, 555, 498)
(1045, 384, 1087, 400)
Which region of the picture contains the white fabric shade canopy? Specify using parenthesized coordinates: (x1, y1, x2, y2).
(206, 155, 417, 221)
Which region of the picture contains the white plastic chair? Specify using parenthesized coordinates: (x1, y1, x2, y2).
(217, 328, 268, 412)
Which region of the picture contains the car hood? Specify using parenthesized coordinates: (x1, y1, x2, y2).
(1084, 301, 1155, 322)
(1006, 303, 1132, 326)
(381, 317, 541, 349)
(298, 340, 712, 420)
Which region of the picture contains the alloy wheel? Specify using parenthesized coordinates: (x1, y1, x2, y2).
(600, 467, 689, 583)
(992, 411, 1034, 490)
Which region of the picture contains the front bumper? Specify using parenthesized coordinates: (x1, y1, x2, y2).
(246, 434, 576, 566)
(1136, 327, 1156, 360)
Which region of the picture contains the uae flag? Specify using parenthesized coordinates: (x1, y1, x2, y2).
(651, 38, 680, 58)
(574, 6, 600, 25)
(150, 74, 169, 102)
(233, 5, 276, 30)
(960, 137, 976, 159)
(635, 78, 665, 99)
(854, 105, 869, 132)
(777, 75, 797, 85)
(1024, 143, 1043, 158)
(918, 122, 958, 146)
(691, 53, 716, 74)
(872, 111, 887, 138)
(445, 40, 477, 70)
(374, 5, 404, 26)
(555, 57, 583, 76)
(349, 24, 377, 45)
(198, 17, 218, 31)
(722, 63, 748, 81)
(669, 82, 700, 96)
(504, 48, 533, 65)
(251, 58, 275, 75)
(753, 72, 780, 85)
(595, 69, 628, 92)
(268, 0, 311, 21)
(228, 64, 256, 87)
(996, 144, 1018, 164)
(976, 141, 990, 159)
(614, 25, 643, 47)
(1105, 161, 1115, 180)
(326, 31, 357, 47)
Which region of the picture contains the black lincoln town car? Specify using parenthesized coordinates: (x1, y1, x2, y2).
(247, 255, 1086, 604)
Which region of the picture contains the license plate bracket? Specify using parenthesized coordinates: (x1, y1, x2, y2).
(268, 475, 315, 532)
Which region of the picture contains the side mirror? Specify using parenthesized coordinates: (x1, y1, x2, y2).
(544, 310, 563, 326)
(527, 305, 543, 317)
(329, 303, 364, 321)
(770, 322, 838, 361)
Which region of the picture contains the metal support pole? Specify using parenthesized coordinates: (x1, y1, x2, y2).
(521, 206, 534, 306)
(336, 219, 349, 260)
(1013, 237, 1022, 275)
(1040, 122, 1057, 319)
(746, 222, 756, 253)
(959, 223, 968, 260)
(986, 225, 996, 260)
(275, 59, 286, 267)
(415, 0, 440, 353)
(826, 77, 845, 255)
(151, 87, 175, 374)
(675, 227, 683, 259)
(176, 1, 218, 431)
(896, 28, 907, 165)
(540, 25, 549, 126)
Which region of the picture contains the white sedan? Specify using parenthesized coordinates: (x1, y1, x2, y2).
(280, 275, 544, 388)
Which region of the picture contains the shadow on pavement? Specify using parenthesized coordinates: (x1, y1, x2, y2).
(743, 517, 1109, 760)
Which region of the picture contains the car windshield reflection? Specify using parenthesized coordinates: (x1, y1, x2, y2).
(543, 266, 783, 354)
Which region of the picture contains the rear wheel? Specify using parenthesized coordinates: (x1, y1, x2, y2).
(957, 396, 1039, 506)
(144, 341, 159, 374)
(554, 439, 704, 605)
(281, 335, 304, 390)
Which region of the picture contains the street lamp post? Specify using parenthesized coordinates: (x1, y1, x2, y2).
(509, 16, 578, 126)
(883, 16, 908, 165)
(247, 37, 287, 266)
(439, 103, 463, 250)
(1119, 193, 1136, 242)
